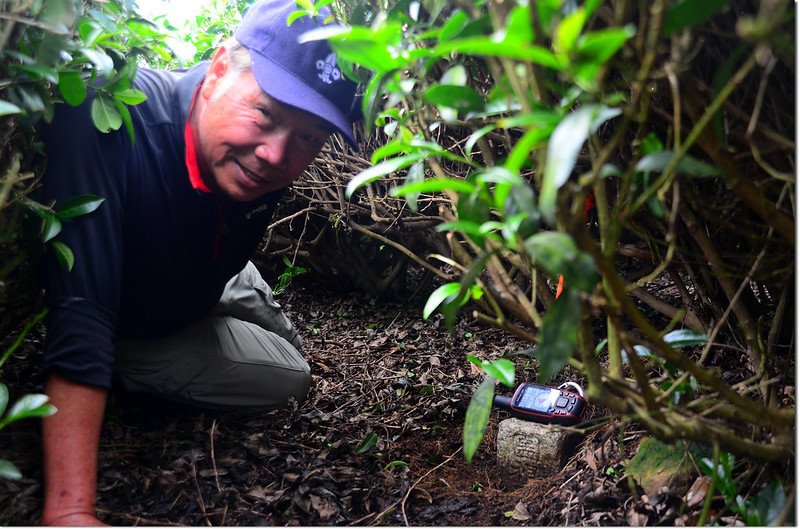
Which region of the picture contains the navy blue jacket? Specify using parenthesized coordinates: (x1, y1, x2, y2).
(40, 63, 283, 389)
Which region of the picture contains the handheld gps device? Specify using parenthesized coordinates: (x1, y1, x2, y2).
(493, 382, 587, 426)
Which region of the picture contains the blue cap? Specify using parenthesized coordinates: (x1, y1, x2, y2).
(234, 0, 360, 145)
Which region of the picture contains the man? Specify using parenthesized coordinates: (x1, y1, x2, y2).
(38, 0, 359, 525)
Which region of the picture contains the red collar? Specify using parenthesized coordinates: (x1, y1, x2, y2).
(184, 85, 212, 193)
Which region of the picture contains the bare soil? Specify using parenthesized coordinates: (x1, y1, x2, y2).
(0, 277, 776, 526)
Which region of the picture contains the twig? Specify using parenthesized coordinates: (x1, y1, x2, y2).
(95, 509, 183, 526)
(349, 446, 461, 526)
(210, 419, 222, 493)
(190, 459, 212, 526)
(0, 306, 47, 370)
(745, 54, 777, 138)
(558, 468, 584, 490)
(401, 446, 461, 526)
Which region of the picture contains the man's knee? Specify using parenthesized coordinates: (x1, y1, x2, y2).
(115, 316, 312, 411)
(187, 358, 312, 411)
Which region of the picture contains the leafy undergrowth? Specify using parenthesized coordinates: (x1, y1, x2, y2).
(0, 277, 784, 526)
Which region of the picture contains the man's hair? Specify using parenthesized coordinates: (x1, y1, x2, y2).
(223, 38, 253, 72)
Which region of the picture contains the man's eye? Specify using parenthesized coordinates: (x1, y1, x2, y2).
(257, 107, 272, 119)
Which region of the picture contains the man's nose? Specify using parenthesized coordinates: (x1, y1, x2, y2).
(255, 130, 291, 168)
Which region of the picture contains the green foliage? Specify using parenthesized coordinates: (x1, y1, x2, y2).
(466, 356, 515, 388)
(0, 382, 56, 479)
(355, 431, 378, 454)
(142, 0, 251, 66)
(700, 453, 787, 525)
(313, 0, 795, 477)
(314, 1, 627, 404)
(0, 0, 184, 480)
(273, 256, 309, 296)
(463, 377, 494, 464)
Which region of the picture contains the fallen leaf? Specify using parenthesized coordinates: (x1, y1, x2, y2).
(626, 506, 647, 526)
(684, 475, 710, 508)
(310, 493, 339, 522)
(410, 487, 433, 504)
(511, 501, 530, 521)
(246, 486, 285, 503)
(198, 468, 227, 478)
(585, 443, 598, 472)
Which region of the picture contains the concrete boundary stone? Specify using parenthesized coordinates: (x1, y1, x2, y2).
(496, 418, 582, 487)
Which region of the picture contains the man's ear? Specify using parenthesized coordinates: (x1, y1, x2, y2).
(201, 46, 230, 99)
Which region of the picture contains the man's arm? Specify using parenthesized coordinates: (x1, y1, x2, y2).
(41, 373, 107, 526)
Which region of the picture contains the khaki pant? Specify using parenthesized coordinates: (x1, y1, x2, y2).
(114, 262, 311, 410)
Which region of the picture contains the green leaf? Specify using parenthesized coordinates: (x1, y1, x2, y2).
(55, 195, 105, 219)
(641, 132, 664, 156)
(305, 25, 406, 74)
(554, 7, 586, 56)
(635, 151, 722, 178)
(463, 377, 495, 463)
(346, 152, 428, 198)
(0, 384, 8, 417)
(57, 71, 87, 106)
(435, 39, 561, 69)
(503, 183, 540, 239)
(383, 460, 409, 469)
(42, 213, 62, 243)
(423, 282, 461, 319)
(457, 188, 490, 225)
(51, 241, 75, 272)
(112, 95, 136, 144)
(435, 220, 503, 244)
(5, 394, 56, 426)
(663, 329, 709, 348)
(503, 6, 534, 45)
(440, 64, 467, 86)
(12, 64, 59, 83)
(287, 10, 308, 25)
(372, 137, 446, 164)
(112, 88, 147, 105)
(524, 231, 598, 292)
(91, 94, 123, 133)
(355, 431, 378, 454)
(663, 0, 729, 36)
(506, 127, 554, 174)
(478, 358, 515, 388)
(392, 177, 476, 197)
(754, 481, 786, 526)
(403, 162, 425, 211)
(536, 289, 581, 383)
(465, 124, 496, 156)
(536, 0, 562, 30)
(439, 9, 469, 41)
(361, 70, 394, 135)
(0, 100, 23, 117)
(12, 86, 45, 113)
(0, 460, 22, 480)
(622, 345, 655, 363)
(425, 85, 484, 114)
(80, 47, 114, 77)
(540, 105, 621, 223)
(575, 26, 635, 65)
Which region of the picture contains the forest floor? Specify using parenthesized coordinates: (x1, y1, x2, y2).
(0, 275, 775, 526)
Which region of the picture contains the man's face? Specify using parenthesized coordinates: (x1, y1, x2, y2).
(194, 48, 332, 202)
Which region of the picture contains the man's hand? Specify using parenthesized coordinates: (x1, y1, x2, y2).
(41, 374, 108, 527)
(42, 512, 107, 526)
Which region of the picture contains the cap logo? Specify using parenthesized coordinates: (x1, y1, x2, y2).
(316, 53, 342, 85)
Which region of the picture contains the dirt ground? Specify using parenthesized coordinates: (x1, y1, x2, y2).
(0, 276, 784, 526)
